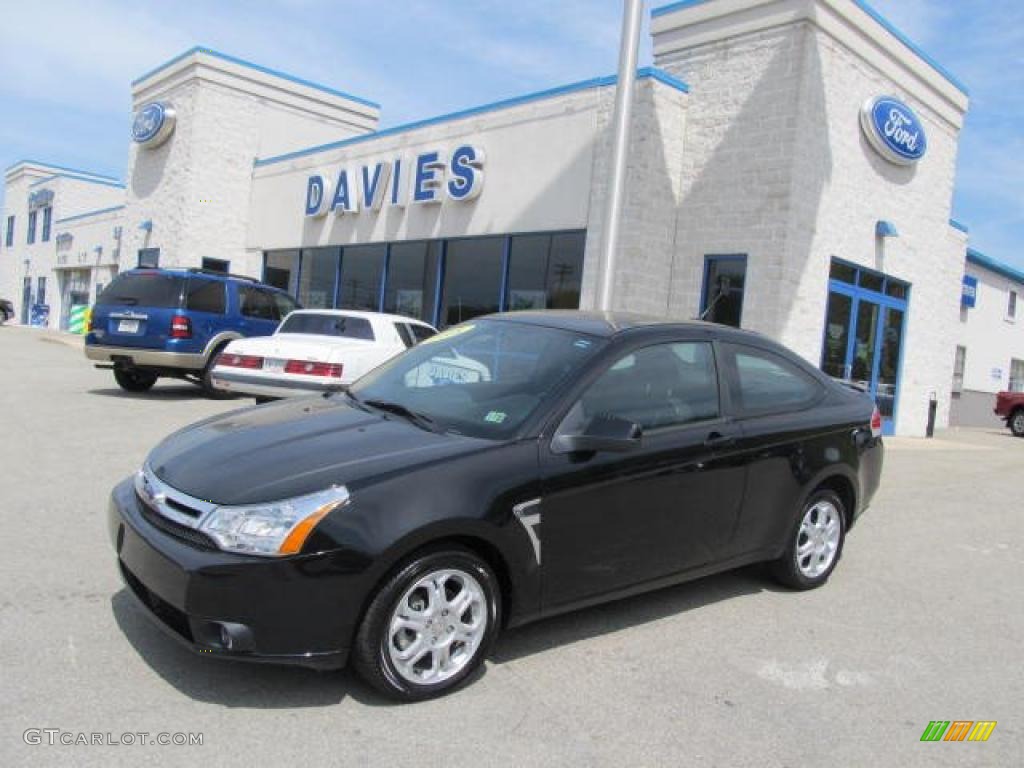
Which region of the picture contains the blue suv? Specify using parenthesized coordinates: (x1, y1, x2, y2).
(85, 268, 298, 395)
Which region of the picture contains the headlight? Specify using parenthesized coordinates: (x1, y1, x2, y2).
(198, 486, 350, 557)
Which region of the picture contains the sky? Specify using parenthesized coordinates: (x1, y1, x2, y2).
(0, 0, 1020, 268)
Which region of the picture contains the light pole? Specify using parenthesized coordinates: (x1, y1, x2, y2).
(597, 0, 644, 311)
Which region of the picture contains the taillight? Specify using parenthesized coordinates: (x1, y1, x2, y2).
(870, 406, 883, 438)
(284, 359, 342, 378)
(170, 314, 192, 339)
(219, 354, 264, 370)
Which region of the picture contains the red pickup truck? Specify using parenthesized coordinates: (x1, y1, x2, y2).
(995, 391, 1024, 436)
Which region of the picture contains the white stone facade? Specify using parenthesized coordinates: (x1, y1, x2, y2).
(951, 252, 1024, 425)
(0, 2, 1017, 436)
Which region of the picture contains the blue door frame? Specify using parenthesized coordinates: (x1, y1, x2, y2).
(823, 278, 908, 436)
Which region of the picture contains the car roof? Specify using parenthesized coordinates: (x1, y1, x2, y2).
(288, 308, 434, 327)
(124, 268, 290, 293)
(480, 310, 724, 338)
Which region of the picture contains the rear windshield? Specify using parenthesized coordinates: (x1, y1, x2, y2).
(97, 273, 184, 308)
(278, 313, 375, 340)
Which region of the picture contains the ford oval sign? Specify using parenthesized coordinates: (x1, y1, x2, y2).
(132, 101, 176, 149)
(860, 96, 927, 166)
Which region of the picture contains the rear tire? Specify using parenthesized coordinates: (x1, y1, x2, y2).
(113, 367, 157, 393)
(200, 344, 231, 399)
(1010, 409, 1024, 437)
(352, 546, 501, 702)
(771, 489, 846, 590)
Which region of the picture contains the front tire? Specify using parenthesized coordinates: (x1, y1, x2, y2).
(352, 547, 501, 701)
(1010, 409, 1024, 437)
(772, 489, 846, 590)
(113, 367, 157, 392)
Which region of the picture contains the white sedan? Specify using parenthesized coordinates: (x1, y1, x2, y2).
(211, 310, 437, 399)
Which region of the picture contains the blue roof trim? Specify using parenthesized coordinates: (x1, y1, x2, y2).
(254, 68, 690, 168)
(851, 0, 968, 96)
(651, 0, 708, 18)
(5, 158, 120, 181)
(966, 248, 1024, 286)
(949, 218, 969, 234)
(29, 172, 126, 190)
(650, 0, 969, 96)
(131, 46, 381, 110)
(637, 66, 690, 93)
(55, 205, 126, 225)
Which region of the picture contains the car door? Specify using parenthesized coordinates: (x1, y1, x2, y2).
(537, 337, 747, 609)
(715, 342, 829, 558)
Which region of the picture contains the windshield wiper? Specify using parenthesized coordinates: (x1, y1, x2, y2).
(363, 399, 439, 433)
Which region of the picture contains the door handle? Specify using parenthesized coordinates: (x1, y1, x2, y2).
(704, 431, 735, 449)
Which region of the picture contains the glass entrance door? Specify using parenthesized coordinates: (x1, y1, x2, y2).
(821, 262, 908, 435)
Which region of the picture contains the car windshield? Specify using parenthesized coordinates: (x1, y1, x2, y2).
(278, 313, 375, 340)
(97, 273, 185, 307)
(349, 319, 606, 439)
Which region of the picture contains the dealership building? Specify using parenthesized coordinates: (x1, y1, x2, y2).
(2, 0, 1023, 435)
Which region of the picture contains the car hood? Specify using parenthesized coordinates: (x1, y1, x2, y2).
(148, 396, 489, 505)
(223, 334, 370, 362)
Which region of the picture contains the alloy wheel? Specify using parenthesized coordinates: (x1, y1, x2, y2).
(795, 500, 841, 578)
(387, 568, 487, 686)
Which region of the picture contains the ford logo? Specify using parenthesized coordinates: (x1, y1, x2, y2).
(860, 96, 927, 166)
(132, 101, 176, 149)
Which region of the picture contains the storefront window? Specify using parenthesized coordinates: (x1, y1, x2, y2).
(859, 271, 884, 292)
(339, 244, 385, 311)
(201, 257, 230, 274)
(701, 255, 746, 327)
(298, 248, 339, 309)
(829, 261, 856, 284)
(383, 241, 440, 322)
(506, 231, 585, 311)
(264, 249, 299, 295)
(440, 237, 504, 327)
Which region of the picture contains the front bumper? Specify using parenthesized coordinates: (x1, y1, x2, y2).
(108, 478, 353, 669)
(211, 369, 345, 399)
(86, 343, 205, 370)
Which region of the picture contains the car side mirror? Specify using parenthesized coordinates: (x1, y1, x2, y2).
(552, 414, 642, 454)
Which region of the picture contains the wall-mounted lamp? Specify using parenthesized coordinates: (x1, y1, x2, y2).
(875, 220, 899, 238)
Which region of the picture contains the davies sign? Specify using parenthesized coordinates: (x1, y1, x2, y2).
(859, 96, 927, 166)
(304, 145, 484, 217)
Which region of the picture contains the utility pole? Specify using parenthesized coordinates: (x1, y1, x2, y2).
(597, 0, 644, 311)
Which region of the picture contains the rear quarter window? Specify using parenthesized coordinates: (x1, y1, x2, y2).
(97, 273, 185, 308)
(725, 343, 821, 414)
(410, 324, 436, 343)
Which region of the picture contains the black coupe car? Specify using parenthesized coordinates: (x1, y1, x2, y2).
(109, 311, 883, 700)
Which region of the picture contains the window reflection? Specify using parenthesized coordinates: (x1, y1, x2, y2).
(339, 244, 385, 311)
(384, 241, 440, 322)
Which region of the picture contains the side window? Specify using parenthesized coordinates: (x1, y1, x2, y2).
(568, 342, 719, 432)
(185, 279, 226, 314)
(409, 324, 437, 344)
(395, 323, 415, 348)
(240, 286, 276, 320)
(725, 344, 821, 414)
(273, 292, 297, 320)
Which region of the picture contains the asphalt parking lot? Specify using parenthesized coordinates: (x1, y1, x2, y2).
(1, 325, 1021, 767)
